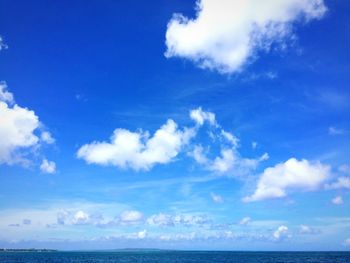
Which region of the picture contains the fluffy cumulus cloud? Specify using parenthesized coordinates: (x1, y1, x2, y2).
(273, 225, 289, 240)
(0, 82, 54, 166)
(137, 229, 147, 239)
(40, 159, 56, 174)
(243, 158, 331, 202)
(165, 0, 327, 73)
(190, 107, 217, 126)
(40, 131, 55, 144)
(77, 119, 195, 171)
(78, 107, 268, 175)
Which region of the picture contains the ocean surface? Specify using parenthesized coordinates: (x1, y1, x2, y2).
(0, 251, 350, 263)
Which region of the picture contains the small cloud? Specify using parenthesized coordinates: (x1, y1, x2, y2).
(40, 159, 56, 174)
(0, 36, 8, 51)
(325, 177, 350, 190)
(137, 229, 147, 239)
(332, 196, 344, 205)
(239, 217, 251, 226)
(147, 213, 211, 228)
(119, 210, 144, 224)
(147, 213, 174, 227)
(73, 210, 90, 225)
(190, 107, 217, 127)
(40, 131, 55, 144)
(210, 192, 223, 203)
(273, 225, 289, 240)
(0, 82, 14, 104)
(221, 130, 239, 147)
(299, 225, 320, 235)
(329, 126, 345, 136)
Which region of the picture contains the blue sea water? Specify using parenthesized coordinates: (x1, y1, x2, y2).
(0, 251, 350, 263)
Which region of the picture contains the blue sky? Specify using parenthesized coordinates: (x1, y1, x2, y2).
(0, 0, 350, 250)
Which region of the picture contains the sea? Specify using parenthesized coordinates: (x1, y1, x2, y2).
(0, 251, 350, 263)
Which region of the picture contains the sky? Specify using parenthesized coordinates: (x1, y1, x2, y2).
(0, 0, 350, 251)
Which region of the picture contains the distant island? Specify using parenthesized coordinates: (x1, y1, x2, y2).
(0, 249, 57, 252)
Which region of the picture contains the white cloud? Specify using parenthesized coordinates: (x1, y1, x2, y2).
(78, 107, 265, 175)
(332, 196, 343, 205)
(210, 192, 223, 203)
(147, 213, 210, 228)
(40, 159, 56, 174)
(221, 130, 239, 147)
(209, 148, 267, 176)
(189, 110, 268, 177)
(325, 177, 350, 190)
(137, 229, 147, 239)
(0, 101, 39, 164)
(192, 146, 262, 176)
(0, 82, 14, 104)
(0, 36, 8, 51)
(73, 211, 90, 225)
(119, 210, 144, 224)
(243, 158, 331, 202)
(299, 224, 319, 235)
(77, 119, 195, 171)
(239, 217, 251, 226)
(190, 107, 217, 126)
(40, 131, 55, 144)
(147, 213, 174, 227)
(0, 82, 54, 167)
(273, 225, 289, 240)
(165, 0, 326, 73)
